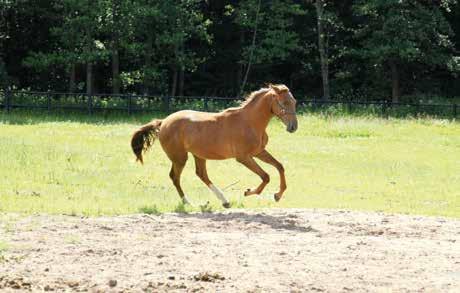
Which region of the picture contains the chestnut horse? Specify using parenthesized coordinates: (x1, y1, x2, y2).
(131, 84, 298, 208)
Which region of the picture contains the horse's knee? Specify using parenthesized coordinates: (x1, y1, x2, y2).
(169, 169, 180, 186)
(261, 172, 270, 184)
(272, 161, 284, 173)
(195, 168, 206, 181)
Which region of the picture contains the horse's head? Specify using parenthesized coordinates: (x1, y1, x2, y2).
(269, 84, 298, 133)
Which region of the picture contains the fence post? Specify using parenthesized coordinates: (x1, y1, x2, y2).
(87, 93, 93, 115)
(127, 95, 132, 115)
(5, 88, 11, 112)
(381, 101, 386, 116)
(47, 93, 51, 113)
(204, 97, 208, 111)
(453, 104, 457, 119)
(163, 96, 170, 112)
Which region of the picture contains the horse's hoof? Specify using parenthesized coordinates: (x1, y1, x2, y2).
(274, 194, 282, 202)
(222, 202, 231, 209)
(244, 189, 251, 196)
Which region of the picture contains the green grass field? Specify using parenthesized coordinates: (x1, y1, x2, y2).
(0, 110, 459, 217)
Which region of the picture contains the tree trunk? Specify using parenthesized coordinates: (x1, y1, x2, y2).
(178, 67, 184, 96)
(84, 21, 94, 96)
(86, 62, 92, 95)
(236, 30, 244, 96)
(390, 60, 400, 103)
(171, 66, 178, 96)
(143, 34, 153, 95)
(112, 48, 120, 94)
(69, 63, 76, 93)
(316, 0, 330, 101)
(112, 0, 121, 94)
(240, 0, 261, 96)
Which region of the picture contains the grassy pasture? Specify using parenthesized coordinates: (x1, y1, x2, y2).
(0, 110, 459, 217)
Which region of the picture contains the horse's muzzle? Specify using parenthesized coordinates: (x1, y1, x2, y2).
(287, 119, 298, 133)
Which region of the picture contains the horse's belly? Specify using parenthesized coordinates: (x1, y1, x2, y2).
(185, 134, 264, 160)
(186, 140, 234, 160)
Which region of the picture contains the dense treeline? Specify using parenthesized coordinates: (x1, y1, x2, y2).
(1, 0, 459, 102)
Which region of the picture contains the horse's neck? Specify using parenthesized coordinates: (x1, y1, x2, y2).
(240, 95, 273, 132)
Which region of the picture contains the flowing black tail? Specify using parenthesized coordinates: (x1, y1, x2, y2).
(131, 120, 162, 164)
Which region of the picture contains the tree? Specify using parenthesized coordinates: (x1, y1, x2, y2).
(0, 2, 10, 87)
(130, 0, 210, 95)
(238, 0, 261, 96)
(92, 0, 136, 94)
(315, 0, 330, 100)
(0, 57, 7, 88)
(353, 0, 456, 102)
(24, 0, 109, 94)
(235, 0, 306, 94)
(2, 0, 460, 99)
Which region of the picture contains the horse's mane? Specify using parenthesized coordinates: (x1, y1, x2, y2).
(240, 88, 271, 107)
(240, 84, 289, 107)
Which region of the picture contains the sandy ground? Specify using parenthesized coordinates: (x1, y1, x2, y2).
(0, 209, 459, 292)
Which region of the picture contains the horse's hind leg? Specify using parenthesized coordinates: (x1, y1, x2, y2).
(193, 155, 230, 208)
(168, 154, 191, 205)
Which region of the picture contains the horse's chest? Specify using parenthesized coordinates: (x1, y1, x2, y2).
(233, 132, 267, 157)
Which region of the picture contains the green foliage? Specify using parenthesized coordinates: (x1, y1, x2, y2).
(353, 0, 454, 67)
(0, 57, 7, 87)
(25, 0, 109, 70)
(129, 0, 211, 92)
(1, 1, 459, 99)
(236, 0, 306, 64)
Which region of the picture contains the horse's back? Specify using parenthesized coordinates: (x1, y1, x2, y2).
(161, 110, 219, 128)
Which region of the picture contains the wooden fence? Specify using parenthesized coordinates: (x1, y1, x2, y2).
(0, 90, 457, 118)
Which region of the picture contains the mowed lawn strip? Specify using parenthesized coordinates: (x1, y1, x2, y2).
(1, 111, 459, 217)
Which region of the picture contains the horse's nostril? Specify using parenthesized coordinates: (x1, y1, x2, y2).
(286, 120, 297, 133)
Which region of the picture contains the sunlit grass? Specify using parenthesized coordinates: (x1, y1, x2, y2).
(0, 110, 459, 217)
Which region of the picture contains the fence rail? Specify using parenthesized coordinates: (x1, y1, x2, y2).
(0, 90, 457, 118)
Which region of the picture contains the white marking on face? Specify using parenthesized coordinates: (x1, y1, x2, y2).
(288, 91, 295, 102)
(209, 184, 229, 204)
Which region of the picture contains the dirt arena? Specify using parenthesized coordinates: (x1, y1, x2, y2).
(0, 209, 459, 292)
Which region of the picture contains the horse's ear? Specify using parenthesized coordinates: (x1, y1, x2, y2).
(269, 84, 288, 95)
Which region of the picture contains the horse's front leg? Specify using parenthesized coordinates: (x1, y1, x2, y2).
(255, 150, 286, 202)
(236, 156, 270, 196)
